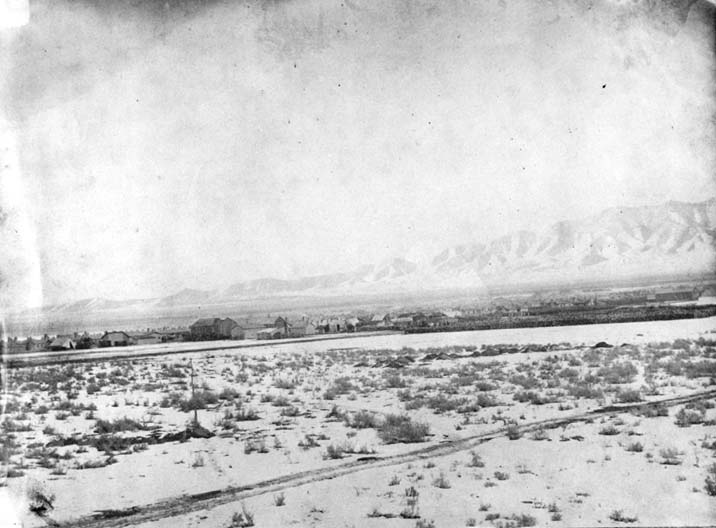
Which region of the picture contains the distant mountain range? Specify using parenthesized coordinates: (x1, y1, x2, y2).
(21, 198, 716, 315)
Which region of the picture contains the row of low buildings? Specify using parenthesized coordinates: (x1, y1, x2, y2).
(187, 315, 365, 341)
(6, 286, 711, 353)
(3, 328, 189, 353)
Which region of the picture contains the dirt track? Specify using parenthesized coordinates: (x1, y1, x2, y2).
(3, 332, 397, 369)
(53, 387, 716, 528)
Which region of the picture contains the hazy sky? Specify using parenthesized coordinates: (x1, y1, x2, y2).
(1, 0, 715, 308)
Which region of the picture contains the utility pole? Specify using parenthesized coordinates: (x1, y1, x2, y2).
(190, 358, 198, 427)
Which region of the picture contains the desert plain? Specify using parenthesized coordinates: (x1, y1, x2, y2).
(2, 317, 716, 528)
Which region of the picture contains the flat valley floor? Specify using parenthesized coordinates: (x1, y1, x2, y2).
(2, 317, 716, 528)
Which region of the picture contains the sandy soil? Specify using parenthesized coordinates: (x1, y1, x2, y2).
(2, 317, 715, 527)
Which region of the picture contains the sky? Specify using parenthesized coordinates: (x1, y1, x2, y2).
(0, 0, 715, 308)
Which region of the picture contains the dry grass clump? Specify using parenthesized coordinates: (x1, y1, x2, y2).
(659, 447, 682, 465)
(625, 441, 643, 452)
(227, 504, 255, 527)
(400, 486, 420, 519)
(432, 471, 451, 488)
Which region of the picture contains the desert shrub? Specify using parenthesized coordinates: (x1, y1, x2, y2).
(27, 482, 55, 515)
(280, 406, 300, 417)
(324, 377, 356, 399)
(505, 514, 538, 527)
(513, 390, 554, 405)
(324, 443, 346, 459)
(346, 410, 380, 429)
(271, 395, 291, 407)
(160, 392, 183, 408)
(89, 435, 134, 453)
(684, 360, 716, 379)
(432, 471, 451, 488)
(273, 492, 286, 506)
(219, 387, 240, 401)
(476, 393, 501, 407)
(244, 438, 268, 455)
(475, 381, 498, 392)
(425, 394, 467, 413)
(273, 378, 296, 390)
(705, 463, 716, 496)
(385, 374, 407, 388)
(598, 362, 638, 384)
(485, 513, 500, 521)
(632, 405, 668, 418)
(378, 415, 430, 444)
(178, 390, 219, 412)
(674, 406, 706, 427)
(161, 365, 185, 378)
(94, 417, 145, 434)
(415, 520, 436, 528)
(625, 441, 643, 452)
(235, 408, 259, 421)
(616, 390, 642, 403)
(494, 471, 509, 481)
(566, 382, 603, 400)
(298, 434, 321, 450)
(609, 510, 638, 523)
(701, 438, 716, 451)
(599, 424, 620, 436)
(559, 367, 580, 379)
(191, 453, 205, 468)
(510, 375, 541, 390)
(467, 451, 485, 467)
(506, 424, 522, 440)
(2, 420, 32, 433)
(530, 428, 549, 441)
(325, 405, 348, 421)
(663, 360, 684, 376)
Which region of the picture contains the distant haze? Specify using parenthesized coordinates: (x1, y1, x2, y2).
(1, 0, 715, 309)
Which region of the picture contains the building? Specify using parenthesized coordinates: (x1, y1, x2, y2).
(189, 318, 239, 340)
(256, 327, 283, 340)
(653, 289, 700, 303)
(130, 332, 163, 345)
(99, 331, 133, 347)
(392, 314, 415, 329)
(274, 317, 291, 337)
(230, 326, 245, 340)
(49, 336, 76, 351)
(345, 317, 361, 332)
(289, 321, 317, 338)
(156, 329, 189, 342)
(370, 314, 391, 327)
